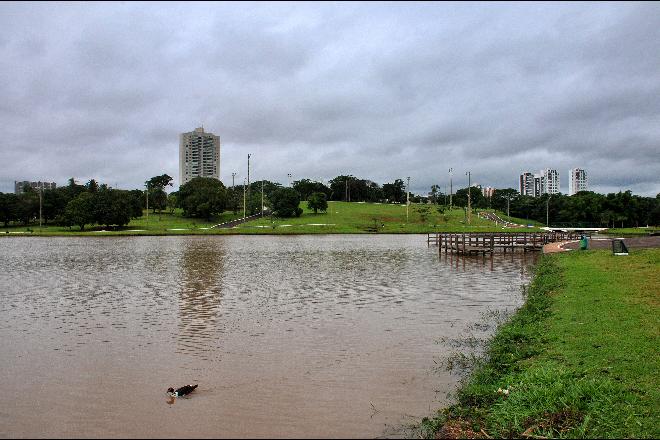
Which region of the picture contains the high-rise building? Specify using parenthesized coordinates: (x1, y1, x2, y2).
(179, 127, 221, 186)
(542, 168, 559, 195)
(568, 168, 587, 195)
(519, 172, 534, 196)
(533, 174, 544, 197)
(14, 180, 57, 194)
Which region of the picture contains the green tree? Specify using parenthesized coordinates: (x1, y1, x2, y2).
(293, 179, 331, 200)
(0, 193, 18, 227)
(307, 192, 328, 214)
(271, 187, 303, 217)
(146, 174, 173, 214)
(65, 192, 95, 230)
(178, 177, 227, 219)
(167, 192, 178, 214)
(382, 179, 405, 203)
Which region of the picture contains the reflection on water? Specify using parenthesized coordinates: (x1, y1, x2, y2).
(0, 235, 535, 438)
(177, 238, 225, 360)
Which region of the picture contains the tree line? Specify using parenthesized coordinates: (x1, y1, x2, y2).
(2, 173, 657, 228)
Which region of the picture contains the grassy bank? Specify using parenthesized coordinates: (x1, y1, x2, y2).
(423, 249, 660, 438)
(1, 202, 539, 236)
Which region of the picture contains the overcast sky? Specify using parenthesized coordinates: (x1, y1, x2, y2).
(1, 1, 659, 196)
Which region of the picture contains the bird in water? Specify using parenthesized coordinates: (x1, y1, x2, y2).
(167, 384, 198, 398)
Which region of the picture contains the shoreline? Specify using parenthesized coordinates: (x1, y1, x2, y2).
(422, 249, 660, 438)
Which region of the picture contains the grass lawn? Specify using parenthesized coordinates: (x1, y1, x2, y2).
(1, 202, 541, 236)
(423, 249, 660, 438)
(602, 227, 658, 236)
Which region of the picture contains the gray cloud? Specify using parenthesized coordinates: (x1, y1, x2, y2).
(0, 1, 659, 196)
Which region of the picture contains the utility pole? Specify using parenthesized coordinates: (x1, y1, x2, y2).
(466, 171, 471, 224)
(38, 182, 42, 229)
(243, 179, 247, 220)
(406, 176, 411, 223)
(546, 195, 551, 227)
(261, 181, 264, 217)
(507, 195, 510, 218)
(247, 154, 251, 202)
(232, 172, 236, 189)
(146, 183, 149, 224)
(449, 168, 453, 211)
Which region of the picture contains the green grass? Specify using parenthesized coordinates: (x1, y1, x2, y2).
(602, 227, 658, 236)
(423, 249, 660, 438)
(1, 202, 541, 236)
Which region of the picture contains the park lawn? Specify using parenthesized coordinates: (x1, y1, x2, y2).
(2, 203, 542, 236)
(238, 201, 538, 234)
(602, 227, 658, 236)
(423, 249, 660, 439)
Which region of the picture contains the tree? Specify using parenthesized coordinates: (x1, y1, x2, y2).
(65, 192, 95, 230)
(0, 193, 18, 227)
(178, 177, 227, 219)
(382, 179, 405, 203)
(146, 174, 173, 214)
(270, 187, 303, 217)
(307, 192, 328, 214)
(16, 189, 39, 225)
(167, 192, 178, 214)
(293, 179, 331, 200)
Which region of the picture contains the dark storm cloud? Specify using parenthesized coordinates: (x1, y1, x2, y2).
(0, 2, 658, 196)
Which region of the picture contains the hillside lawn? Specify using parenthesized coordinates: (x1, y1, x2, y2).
(1, 202, 539, 236)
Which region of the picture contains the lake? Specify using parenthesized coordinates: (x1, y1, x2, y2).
(0, 235, 535, 438)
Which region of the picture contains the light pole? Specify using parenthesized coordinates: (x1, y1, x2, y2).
(449, 168, 453, 211)
(406, 176, 411, 223)
(232, 172, 236, 189)
(466, 171, 471, 224)
(546, 195, 551, 227)
(247, 154, 251, 202)
(243, 179, 247, 220)
(38, 182, 43, 230)
(261, 181, 264, 217)
(145, 182, 149, 224)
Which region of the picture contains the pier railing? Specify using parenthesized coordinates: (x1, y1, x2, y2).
(427, 231, 587, 255)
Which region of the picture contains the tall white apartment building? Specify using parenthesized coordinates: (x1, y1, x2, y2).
(519, 172, 534, 196)
(542, 169, 559, 195)
(568, 168, 588, 195)
(179, 127, 221, 186)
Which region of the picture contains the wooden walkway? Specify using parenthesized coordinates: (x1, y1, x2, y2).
(427, 231, 587, 255)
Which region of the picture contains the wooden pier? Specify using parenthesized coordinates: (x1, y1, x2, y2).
(427, 231, 587, 255)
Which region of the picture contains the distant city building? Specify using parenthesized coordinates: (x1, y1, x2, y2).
(482, 186, 495, 198)
(519, 168, 559, 197)
(519, 172, 534, 196)
(179, 127, 221, 186)
(542, 168, 560, 195)
(568, 168, 588, 195)
(14, 180, 57, 194)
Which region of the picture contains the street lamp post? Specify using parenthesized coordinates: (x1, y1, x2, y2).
(145, 183, 149, 224)
(466, 171, 471, 224)
(38, 182, 43, 230)
(243, 179, 247, 220)
(406, 176, 411, 223)
(449, 168, 453, 211)
(261, 181, 264, 217)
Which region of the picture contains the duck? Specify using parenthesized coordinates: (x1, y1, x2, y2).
(167, 384, 198, 398)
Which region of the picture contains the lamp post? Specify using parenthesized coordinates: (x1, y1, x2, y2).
(466, 171, 471, 224)
(406, 176, 411, 223)
(145, 182, 149, 224)
(247, 154, 251, 203)
(38, 182, 43, 230)
(243, 179, 247, 220)
(261, 181, 264, 217)
(449, 168, 453, 211)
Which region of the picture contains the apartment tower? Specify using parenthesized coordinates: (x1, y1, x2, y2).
(569, 168, 588, 195)
(179, 127, 220, 186)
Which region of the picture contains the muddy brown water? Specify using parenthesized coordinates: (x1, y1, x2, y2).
(0, 235, 535, 438)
